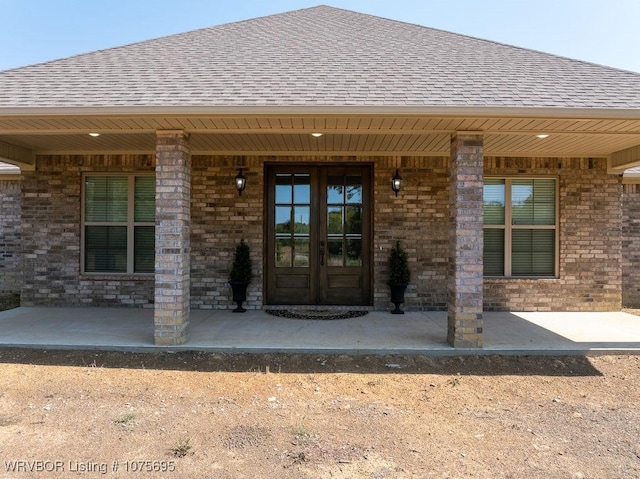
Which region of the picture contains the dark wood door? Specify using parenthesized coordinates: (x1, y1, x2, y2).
(266, 165, 371, 305)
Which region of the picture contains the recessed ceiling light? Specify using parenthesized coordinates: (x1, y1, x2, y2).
(89, 133, 101, 137)
(536, 134, 549, 139)
(311, 132, 323, 138)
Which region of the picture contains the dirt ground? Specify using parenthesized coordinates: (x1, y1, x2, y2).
(0, 296, 639, 478)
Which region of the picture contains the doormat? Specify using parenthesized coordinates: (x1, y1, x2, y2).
(265, 309, 369, 320)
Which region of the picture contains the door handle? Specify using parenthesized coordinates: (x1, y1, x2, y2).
(320, 241, 325, 266)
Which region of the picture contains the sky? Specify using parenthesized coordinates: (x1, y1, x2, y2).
(0, 0, 639, 73)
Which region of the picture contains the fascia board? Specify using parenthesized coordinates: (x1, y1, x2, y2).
(1, 105, 640, 121)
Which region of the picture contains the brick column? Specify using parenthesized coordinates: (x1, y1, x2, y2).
(154, 131, 191, 345)
(448, 133, 484, 348)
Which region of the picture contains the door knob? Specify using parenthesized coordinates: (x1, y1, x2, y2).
(320, 240, 325, 266)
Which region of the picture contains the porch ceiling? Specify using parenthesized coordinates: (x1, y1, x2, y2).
(1, 113, 639, 166)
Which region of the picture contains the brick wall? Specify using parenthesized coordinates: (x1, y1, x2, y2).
(622, 183, 640, 307)
(21, 155, 155, 306)
(190, 155, 622, 312)
(372, 156, 449, 310)
(189, 155, 450, 311)
(21, 154, 622, 311)
(0, 179, 21, 294)
(483, 157, 622, 311)
(190, 155, 264, 309)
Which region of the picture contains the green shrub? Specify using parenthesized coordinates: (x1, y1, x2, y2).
(388, 241, 410, 284)
(230, 239, 253, 283)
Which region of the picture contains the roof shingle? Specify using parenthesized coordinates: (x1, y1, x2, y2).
(1, 5, 640, 110)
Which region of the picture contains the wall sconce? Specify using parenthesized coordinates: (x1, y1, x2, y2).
(391, 168, 402, 197)
(235, 168, 247, 196)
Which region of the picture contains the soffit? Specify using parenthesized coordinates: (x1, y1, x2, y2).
(2, 114, 640, 135)
(0, 114, 639, 159)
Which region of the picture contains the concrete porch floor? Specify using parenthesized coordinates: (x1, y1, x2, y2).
(1, 307, 640, 355)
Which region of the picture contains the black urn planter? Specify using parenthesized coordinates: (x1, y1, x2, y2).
(230, 281, 249, 313)
(388, 282, 408, 314)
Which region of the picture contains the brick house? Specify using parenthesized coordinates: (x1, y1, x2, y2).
(0, 162, 21, 295)
(1, 6, 639, 347)
(622, 168, 640, 308)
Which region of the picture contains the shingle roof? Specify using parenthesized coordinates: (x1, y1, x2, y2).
(1, 5, 640, 110)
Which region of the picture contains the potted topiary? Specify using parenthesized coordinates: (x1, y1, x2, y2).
(387, 240, 411, 314)
(229, 239, 253, 312)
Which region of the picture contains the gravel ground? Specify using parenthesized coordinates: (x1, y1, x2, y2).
(1, 295, 639, 478)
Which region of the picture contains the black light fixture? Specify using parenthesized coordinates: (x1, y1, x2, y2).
(391, 168, 402, 197)
(235, 168, 247, 196)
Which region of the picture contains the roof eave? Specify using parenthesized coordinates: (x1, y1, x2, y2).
(1, 105, 640, 120)
(622, 173, 640, 184)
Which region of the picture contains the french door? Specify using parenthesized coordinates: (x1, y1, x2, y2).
(266, 165, 371, 305)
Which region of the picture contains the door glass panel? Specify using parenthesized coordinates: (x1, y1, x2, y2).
(345, 175, 362, 204)
(294, 206, 310, 234)
(345, 205, 362, 234)
(274, 173, 310, 269)
(275, 206, 292, 233)
(326, 172, 363, 269)
(293, 175, 310, 203)
(294, 238, 310, 267)
(275, 175, 292, 204)
(327, 178, 343, 203)
(276, 238, 292, 267)
(327, 239, 343, 266)
(327, 206, 343, 234)
(346, 238, 362, 266)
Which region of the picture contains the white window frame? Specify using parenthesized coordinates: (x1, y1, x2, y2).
(483, 176, 559, 278)
(81, 173, 155, 275)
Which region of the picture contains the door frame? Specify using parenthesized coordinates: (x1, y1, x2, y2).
(264, 162, 374, 306)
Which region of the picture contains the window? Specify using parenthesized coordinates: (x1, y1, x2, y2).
(483, 178, 557, 277)
(83, 175, 155, 274)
